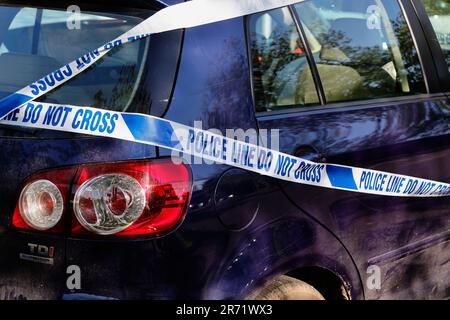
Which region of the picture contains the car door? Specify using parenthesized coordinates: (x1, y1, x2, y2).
(247, 0, 450, 299)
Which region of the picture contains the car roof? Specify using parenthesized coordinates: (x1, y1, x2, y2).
(1, 0, 166, 11)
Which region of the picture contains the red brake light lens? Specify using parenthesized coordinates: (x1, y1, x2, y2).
(12, 160, 192, 238)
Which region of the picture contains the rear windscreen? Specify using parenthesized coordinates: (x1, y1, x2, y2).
(0, 5, 150, 111)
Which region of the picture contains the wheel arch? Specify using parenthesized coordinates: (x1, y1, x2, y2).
(286, 265, 352, 300)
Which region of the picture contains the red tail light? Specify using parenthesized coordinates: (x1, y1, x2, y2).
(12, 160, 192, 238)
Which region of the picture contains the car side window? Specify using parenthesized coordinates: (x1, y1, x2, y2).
(294, 0, 426, 104)
(421, 0, 450, 72)
(248, 7, 320, 112)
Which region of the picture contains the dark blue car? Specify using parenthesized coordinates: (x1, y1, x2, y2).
(0, 0, 449, 300)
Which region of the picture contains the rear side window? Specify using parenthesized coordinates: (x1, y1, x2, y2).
(0, 3, 181, 114)
(293, 0, 426, 104)
(248, 7, 320, 112)
(248, 0, 427, 112)
(421, 0, 450, 72)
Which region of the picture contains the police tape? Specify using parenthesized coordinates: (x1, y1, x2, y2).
(2, 101, 450, 198)
(0, 0, 449, 198)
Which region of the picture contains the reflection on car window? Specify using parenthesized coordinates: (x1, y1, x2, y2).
(249, 7, 320, 112)
(0, 6, 150, 111)
(422, 0, 450, 72)
(294, 0, 426, 103)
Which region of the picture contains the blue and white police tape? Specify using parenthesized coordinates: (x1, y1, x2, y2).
(2, 101, 450, 198)
(0, 0, 304, 119)
(0, 0, 449, 197)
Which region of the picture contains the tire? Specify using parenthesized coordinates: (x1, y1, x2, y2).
(247, 275, 325, 300)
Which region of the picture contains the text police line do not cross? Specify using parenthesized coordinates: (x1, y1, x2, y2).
(2, 101, 450, 198)
(0, 0, 450, 198)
